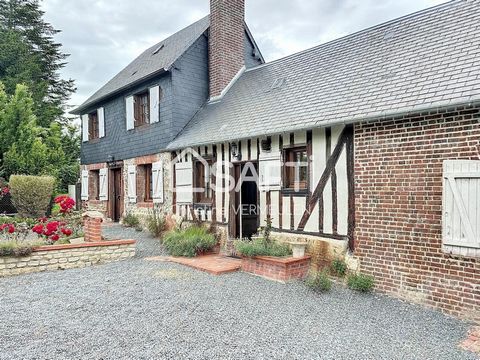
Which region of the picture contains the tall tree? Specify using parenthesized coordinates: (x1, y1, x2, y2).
(0, 0, 75, 126)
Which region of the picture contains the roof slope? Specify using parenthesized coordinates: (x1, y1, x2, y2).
(73, 16, 210, 113)
(168, 0, 480, 149)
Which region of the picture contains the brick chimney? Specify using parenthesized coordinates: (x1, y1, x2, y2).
(209, 0, 245, 100)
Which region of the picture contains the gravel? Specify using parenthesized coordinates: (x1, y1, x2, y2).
(0, 225, 475, 360)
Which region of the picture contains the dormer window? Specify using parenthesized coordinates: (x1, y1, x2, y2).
(88, 111, 99, 140)
(134, 91, 150, 127)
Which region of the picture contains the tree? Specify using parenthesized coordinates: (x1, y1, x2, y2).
(0, 0, 75, 126)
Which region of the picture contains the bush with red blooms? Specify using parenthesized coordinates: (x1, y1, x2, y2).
(1, 186, 9, 198)
(54, 195, 75, 214)
(0, 223, 15, 234)
(32, 218, 73, 244)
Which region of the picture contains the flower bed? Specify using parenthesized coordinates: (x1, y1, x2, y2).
(241, 255, 311, 282)
(0, 239, 136, 277)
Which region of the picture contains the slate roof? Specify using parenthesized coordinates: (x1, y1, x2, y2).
(72, 16, 210, 114)
(167, 0, 480, 149)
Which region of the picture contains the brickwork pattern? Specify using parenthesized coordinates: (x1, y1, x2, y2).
(354, 103, 480, 321)
(241, 256, 311, 282)
(0, 242, 135, 277)
(84, 217, 103, 242)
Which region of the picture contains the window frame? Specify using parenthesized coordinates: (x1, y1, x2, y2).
(193, 159, 213, 204)
(144, 163, 153, 202)
(133, 91, 150, 127)
(89, 170, 100, 200)
(88, 111, 99, 140)
(282, 146, 309, 194)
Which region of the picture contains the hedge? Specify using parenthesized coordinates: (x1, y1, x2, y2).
(9, 175, 56, 218)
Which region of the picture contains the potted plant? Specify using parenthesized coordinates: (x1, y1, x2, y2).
(289, 240, 307, 258)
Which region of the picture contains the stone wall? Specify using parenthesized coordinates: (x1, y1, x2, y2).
(0, 240, 136, 277)
(354, 103, 480, 322)
(241, 256, 311, 282)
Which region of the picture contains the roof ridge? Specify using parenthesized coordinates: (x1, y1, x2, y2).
(245, 0, 458, 73)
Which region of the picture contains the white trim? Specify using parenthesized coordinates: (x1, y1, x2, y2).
(209, 66, 246, 103)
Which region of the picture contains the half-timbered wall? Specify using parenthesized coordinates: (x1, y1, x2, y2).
(172, 125, 353, 245)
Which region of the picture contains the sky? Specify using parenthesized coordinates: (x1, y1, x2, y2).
(40, 0, 446, 111)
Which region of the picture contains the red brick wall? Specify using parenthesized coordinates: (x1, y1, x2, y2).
(241, 256, 311, 282)
(209, 0, 245, 98)
(354, 103, 480, 321)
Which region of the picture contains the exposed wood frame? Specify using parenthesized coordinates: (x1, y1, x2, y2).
(346, 128, 355, 251)
(271, 227, 348, 241)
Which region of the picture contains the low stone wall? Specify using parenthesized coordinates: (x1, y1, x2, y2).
(0, 240, 136, 277)
(241, 256, 311, 282)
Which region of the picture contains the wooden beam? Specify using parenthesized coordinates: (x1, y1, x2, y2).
(279, 194, 283, 229)
(345, 125, 355, 251)
(290, 195, 294, 230)
(297, 127, 349, 231)
(331, 168, 338, 235)
(171, 152, 177, 215)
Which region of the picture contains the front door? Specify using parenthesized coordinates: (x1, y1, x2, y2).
(111, 168, 123, 222)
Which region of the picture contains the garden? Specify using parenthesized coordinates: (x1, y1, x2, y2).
(0, 175, 82, 258)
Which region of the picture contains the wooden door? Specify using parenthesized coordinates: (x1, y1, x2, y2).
(112, 168, 123, 222)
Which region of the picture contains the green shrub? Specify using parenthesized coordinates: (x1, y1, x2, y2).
(234, 238, 292, 257)
(9, 175, 56, 218)
(123, 212, 140, 228)
(305, 269, 332, 292)
(163, 226, 216, 257)
(347, 273, 375, 292)
(0, 241, 37, 257)
(146, 208, 165, 238)
(331, 257, 347, 277)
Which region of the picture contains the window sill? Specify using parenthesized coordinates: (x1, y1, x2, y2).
(137, 202, 154, 208)
(442, 244, 480, 258)
(281, 188, 309, 196)
(88, 138, 100, 144)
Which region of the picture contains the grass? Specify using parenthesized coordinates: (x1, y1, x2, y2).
(347, 273, 375, 292)
(123, 213, 140, 228)
(330, 257, 347, 277)
(305, 269, 332, 292)
(234, 238, 292, 257)
(163, 226, 216, 257)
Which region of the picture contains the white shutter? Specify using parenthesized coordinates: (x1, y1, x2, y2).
(81, 115, 89, 142)
(126, 96, 134, 130)
(443, 160, 480, 248)
(99, 168, 108, 201)
(98, 107, 105, 138)
(175, 161, 193, 204)
(127, 165, 137, 203)
(259, 151, 282, 191)
(152, 161, 164, 203)
(81, 170, 89, 200)
(149, 86, 160, 124)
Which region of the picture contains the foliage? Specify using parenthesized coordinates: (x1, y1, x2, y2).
(0, 240, 35, 257)
(146, 207, 165, 238)
(234, 238, 292, 257)
(330, 257, 347, 277)
(347, 273, 375, 292)
(163, 225, 216, 257)
(305, 269, 332, 292)
(9, 175, 55, 217)
(0, 0, 75, 126)
(123, 212, 140, 228)
(32, 218, 73, 244)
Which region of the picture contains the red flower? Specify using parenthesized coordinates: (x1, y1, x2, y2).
(32, 224, 44, 234)
(0, 224, 7, 231)
(8, 225, 14, 233)
(46, 221, 59, 232)
(50, 234, 60, 242)
(1, 187, 9, 196)
(61, 228, 72, 236)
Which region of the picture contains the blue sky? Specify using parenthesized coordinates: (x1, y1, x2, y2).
(41, 0, 446, 110)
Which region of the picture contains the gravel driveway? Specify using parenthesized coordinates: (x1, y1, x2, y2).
(0, 225, 475, 360)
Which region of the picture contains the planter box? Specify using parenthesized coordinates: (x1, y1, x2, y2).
(241, 255, 311, 282)
(0, 239, 136, 277)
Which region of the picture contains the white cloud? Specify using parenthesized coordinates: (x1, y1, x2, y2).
(40, 0, 447, 109)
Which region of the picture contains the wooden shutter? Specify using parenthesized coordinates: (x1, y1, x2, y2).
(127, 165, 137, 203)
(443, 160, 480, 248)
(259, 151, 282, 190)
(152, 161, 164, 203)
(175, 161, 193, 204)
(81, 115, 89, 142)
(126, 96, 134, 130)
(149, 86, 160, 123)
(81, 170, 89, 200)
(98, 107, 105, 138)
(99, 168, 108, 201)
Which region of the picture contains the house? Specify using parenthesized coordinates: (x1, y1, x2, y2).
(74, 0, 480, 321)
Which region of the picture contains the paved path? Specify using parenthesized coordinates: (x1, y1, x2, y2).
(0, 224, 475, 359)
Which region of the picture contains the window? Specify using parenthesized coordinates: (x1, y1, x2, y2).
(88, 111, 99, 140)
(283, 147, 308, 191)
(144, 164, 153, 201)
(194, 160, 212, 203)
(89, 170, 100, 200)
(134, 91, 150, 127)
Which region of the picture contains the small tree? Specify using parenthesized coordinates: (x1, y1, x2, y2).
(9, 175, 56, 217)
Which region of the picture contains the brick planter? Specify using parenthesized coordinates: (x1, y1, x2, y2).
(241, 256, 311, 282)
(0, 239, 136, 277)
